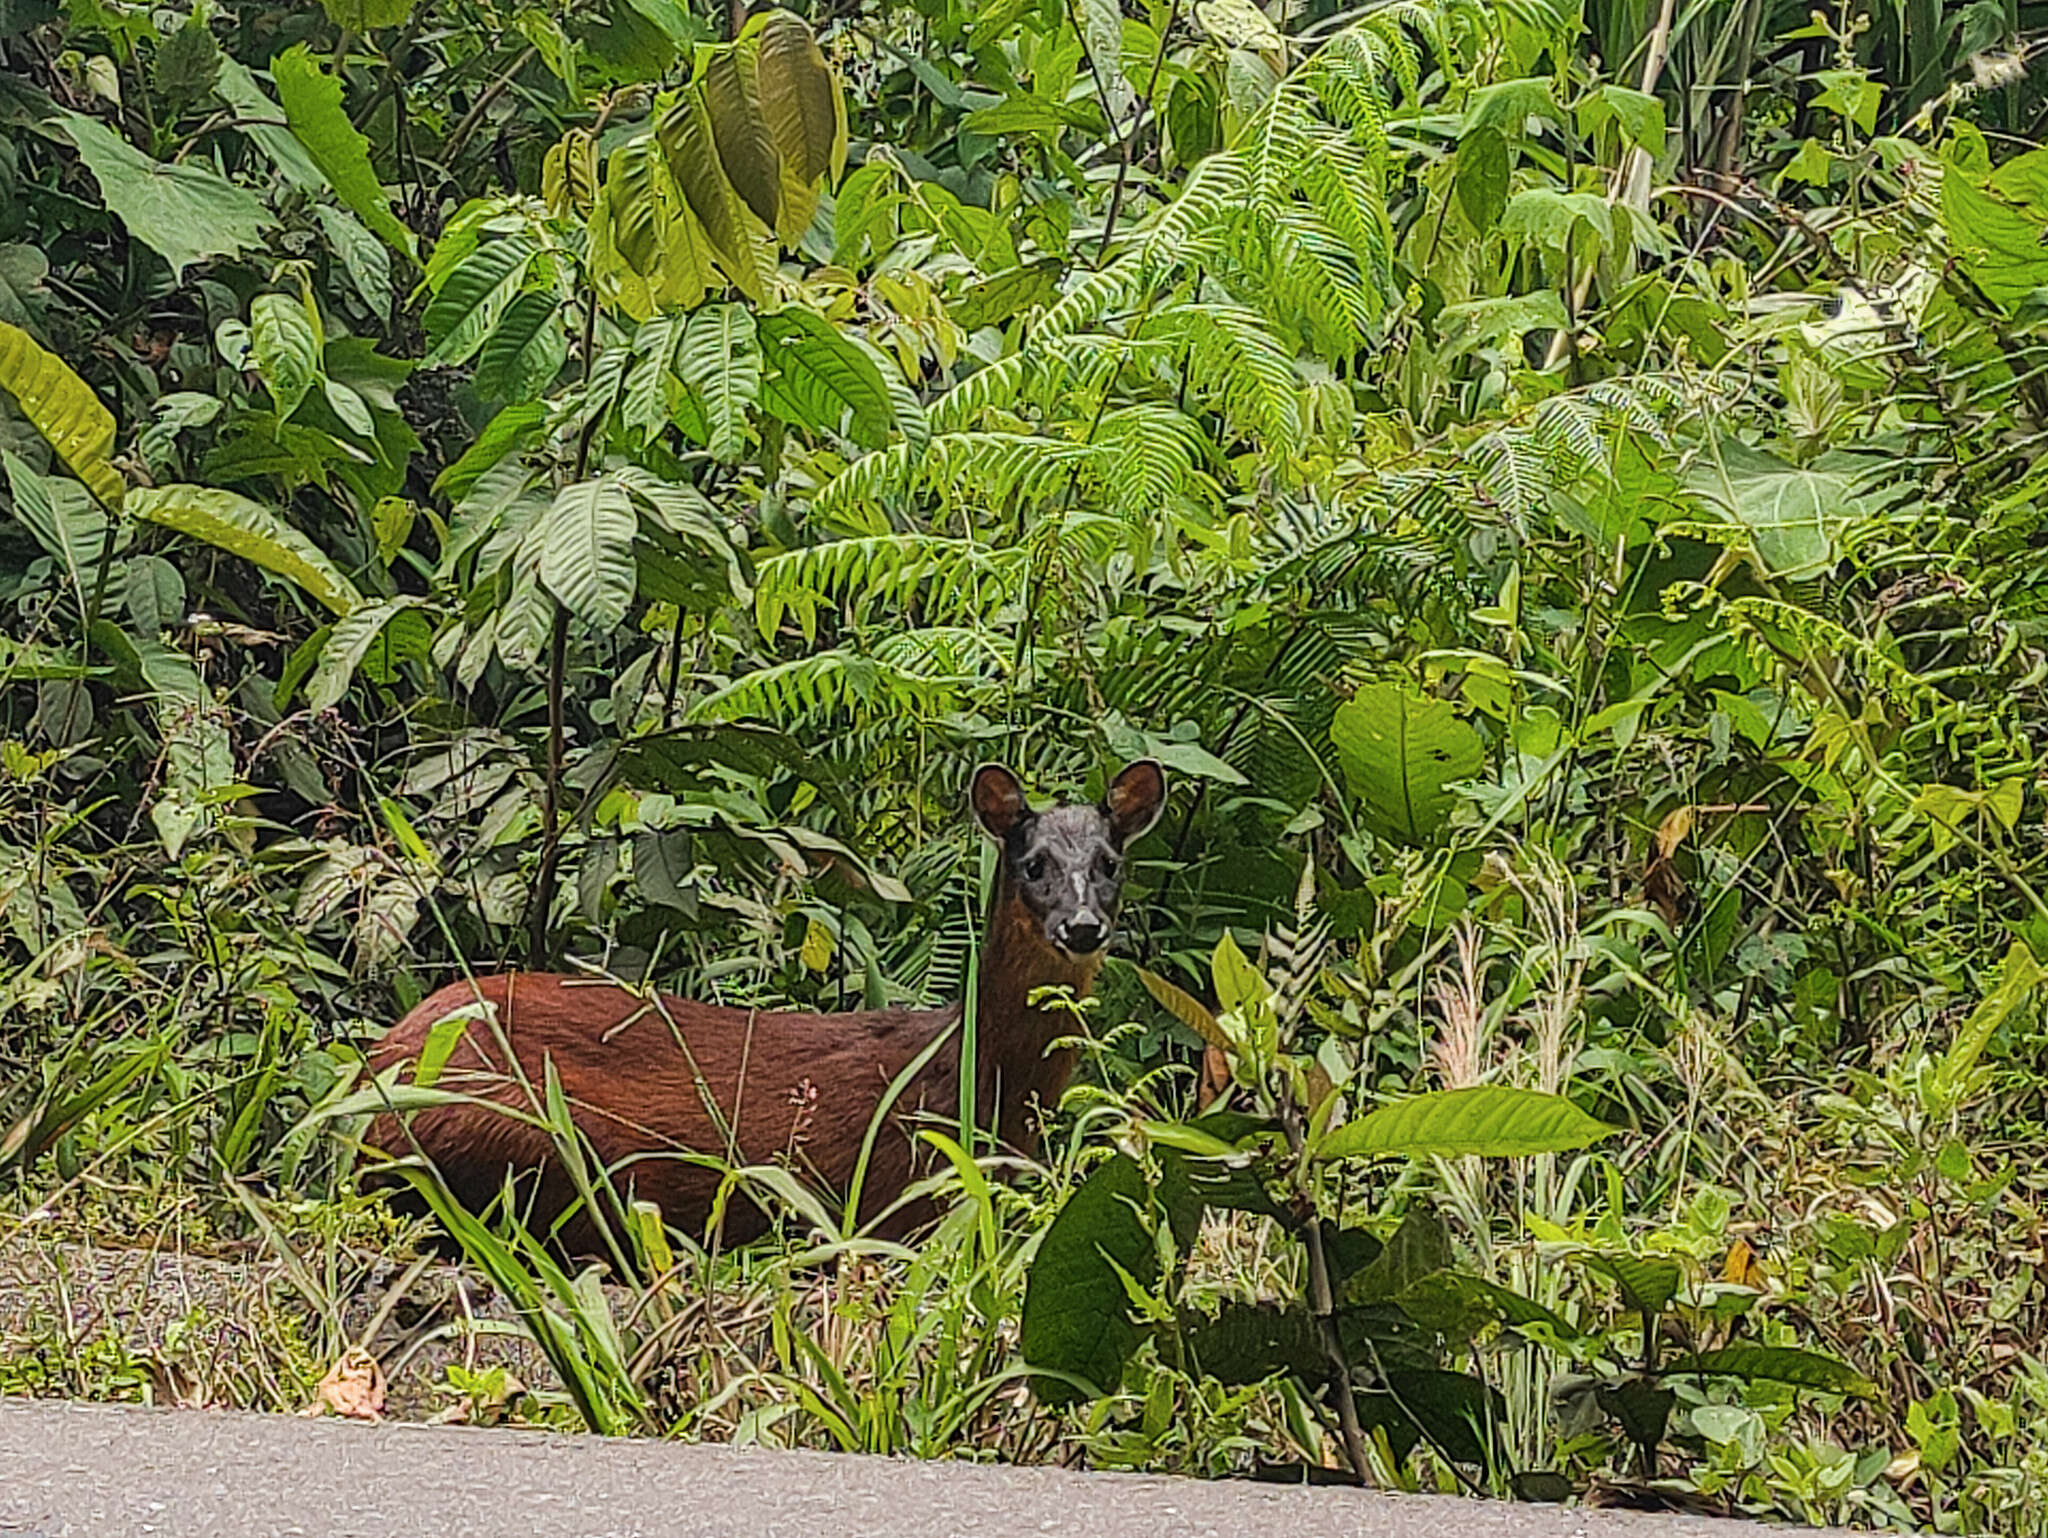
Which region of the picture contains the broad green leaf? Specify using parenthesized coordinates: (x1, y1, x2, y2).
(1330, 681, 1485, 844)
(1319, 1085, 1615, 1162)
(320, 0, 413, 27)
(307, 598, 423, 710)
(213, 58, 325, 191)
(128, 485, 363, 615)
(1020, 1152, 1157, 1405)
(60, 112, 273, 283)
(1075, 0, 1134, 123)
(1358, 1370, 1507, 1467)
(756, 306, 892, 448)
(1499, 187, 1614, 256)
(1583, 1252, 1683, 1314)
(150, 16, 220, 114)
(423, 238, 536, 368)
(473, 290, 567, 404)
(1664, 1345, 1877, 1398)
(541, 476, 638, 630)
(3, 450, 109, 604)
(754, 9, 840, 239)
(703, 42, 781, 228)
(272, 45, 418, 264)
(1454, 125, 1509, 229)
(657, 84, 764, 296)
(1209, 929, 1268, 1015)
(432, 401, 544, 503)
(1581, 84, 1665, 151)
(123, 554, 185, 635)
(952, 260, 1062, 331)
(675, 302, 760, 461)
(1942, 149, 2048, 310)
(0, 243, 50, 333)
(250, 292, 321, 419)
(1179, 1300, 1323, 1385)
(1690, 439, 1874, 579)
(0, 319, 124, 510)
(1136, 966, 1228, 1052)
(1462, 76, 1564, 134)
(315, 204, 395, 316)
(1344, 1203, 1454, 1305)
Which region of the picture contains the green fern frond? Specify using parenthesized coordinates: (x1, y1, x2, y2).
(754, 534, 1029, 641)
(929, 353, 1032, 433)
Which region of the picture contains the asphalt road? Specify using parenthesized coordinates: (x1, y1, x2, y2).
(0, 1398, 1842, 1538)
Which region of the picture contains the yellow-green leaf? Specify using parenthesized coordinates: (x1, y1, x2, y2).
(128, 484, 363, 614)
(0, 319, 124, 510)
(272, 45, 419, 265)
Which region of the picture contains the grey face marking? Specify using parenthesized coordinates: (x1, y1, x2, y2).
(1007, 805, 1125, 960)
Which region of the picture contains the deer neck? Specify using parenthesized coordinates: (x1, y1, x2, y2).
(968, 877, 1099, 1148)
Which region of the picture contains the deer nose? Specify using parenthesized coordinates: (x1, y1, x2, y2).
(1057, 916, 1107, 956)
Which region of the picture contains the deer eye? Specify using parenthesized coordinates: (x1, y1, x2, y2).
(1024, 855, 1047, 882)
(1095, 853, 1119, 879)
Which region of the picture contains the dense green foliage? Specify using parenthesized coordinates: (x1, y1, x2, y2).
(7, 0, 2048, 1526)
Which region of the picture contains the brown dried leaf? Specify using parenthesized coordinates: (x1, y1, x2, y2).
(303, 1347, 386, 1421)
(1653, 805, 1695, 860)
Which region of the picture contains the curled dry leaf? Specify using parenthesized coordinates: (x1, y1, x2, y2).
(303, 1347, 386, 1421)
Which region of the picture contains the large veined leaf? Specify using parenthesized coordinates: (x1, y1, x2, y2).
(472, 290, 567, 403)
(1663, 1346, 1876, 1398)
(676, 303, 761, 461)
(271, 45, 418, 264)
(0, 244, 49, 333)
(128, 485, 363, 615)
(1179, 1300, 1324, 1385)
(1454, 124, 1509, 229)
(540, 477, 638, 631)
(1020, 1152, 1158, 1405)
(1689, 438, 1874, 580)
(753, 9, 842, 242)
(132, 637, 236, 858)
(3, 451, 112, 606)
(423, 238, 537, 367)
(757, 307, 893, 449)
(1318, 1085, 1615, 1162)
(1582, 1252, 1682, 1314)
(315, 205, 394, 316)
(250, 292, 321, 419)
(1075, 0, 1135, 124)
(703, 43, 781, 228)
(656, 84, 765, 297)
(307, 597, 424, 710)
(1330, 681, 1485, 844)
(754, 11, 840, 182)
(3, 450, 111, 606)
(0, 319, 124, 510)
(60, 112, 273, 282)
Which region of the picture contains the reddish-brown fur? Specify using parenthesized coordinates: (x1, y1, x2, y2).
(362, 878, 1099, 1257)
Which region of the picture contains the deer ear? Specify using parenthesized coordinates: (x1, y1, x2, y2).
(970, 763, 1030, 839)
(1104, 759, 1166, 848)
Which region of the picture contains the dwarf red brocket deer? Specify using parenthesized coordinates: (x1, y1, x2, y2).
(362, 760, 1166, 1256)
